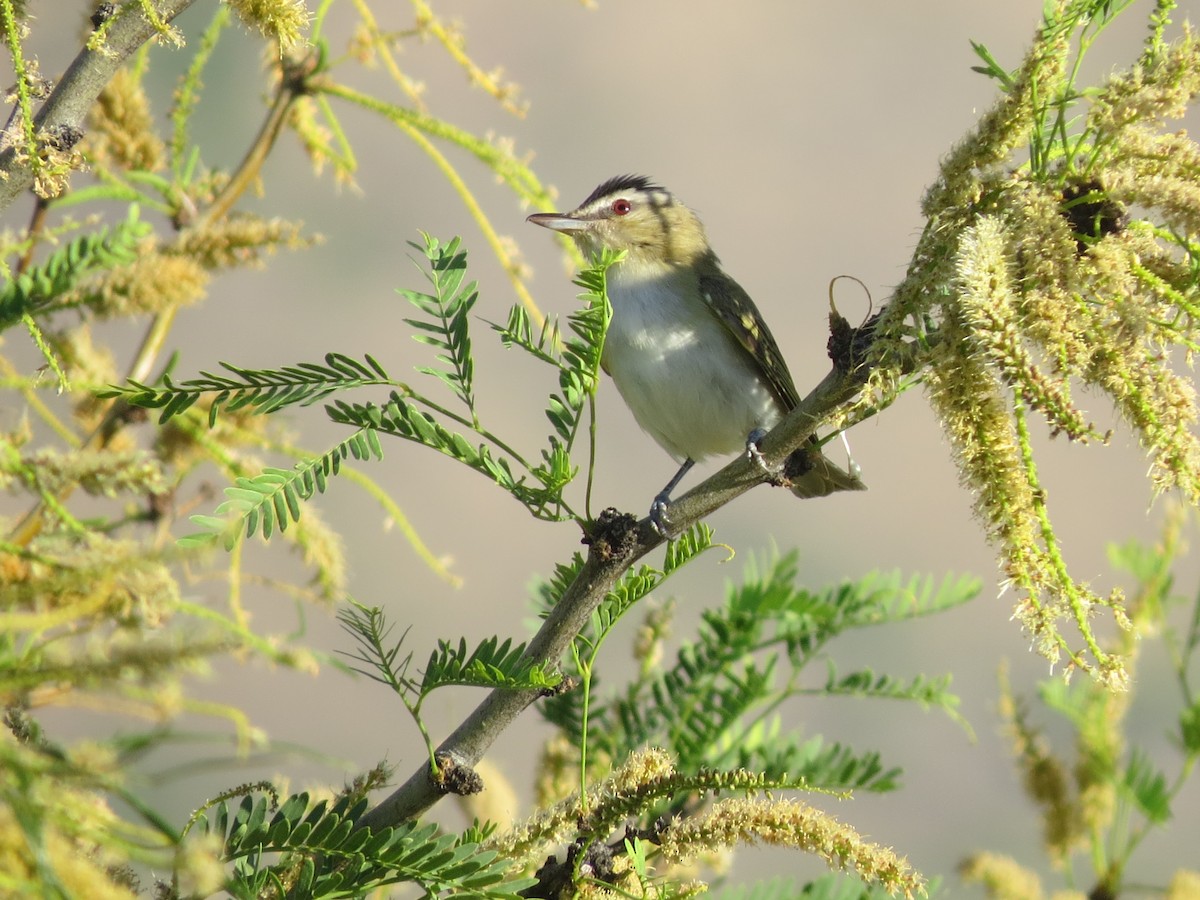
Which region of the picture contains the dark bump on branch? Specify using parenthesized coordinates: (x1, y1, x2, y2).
(280, 46, 324, 96)
(575, 840, 616, 883)
(1061, 179, 1128, 254)
(46, 124, 83, 151)
(827, 307, 855, 369)
(90, 2, 118, 30)
(758, 448, 798, 489)
(543, 674, 578, 699)
(25, 76, 55, 102)
(827, 307, 882, 378)
(432, 750, 484, 796)
(782, 448, 815, 484)
(526, 839, 618, 899)
(145, 487, 174, 524)
(526, 853, 568, 899)
(630, 816, 670, 845)
(581, 507, 639, 562)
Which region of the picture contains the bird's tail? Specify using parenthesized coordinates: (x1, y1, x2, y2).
(786, 442, 867, 499)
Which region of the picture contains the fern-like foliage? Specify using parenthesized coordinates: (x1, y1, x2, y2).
(98, 352, 394, 425)
(319, 243, 622, 522)
(533, 526, 718, 771)
(182, 429, 383, 548)
(0, 209, 150, 329)
(1121, 748, 1171, 825)
(530, 525, 713, 630)
(492, 303, 561, 366)
(401, 233, 479, 421)
(589, 524, 715, 644)
(545, 255, 613, 450)
(422, 636, 561, 695)
(336, 599, 417, 693)
(338, 601, 561, 701)
(542, 553, 979, 785)
(492, 247, 617, 500)
(532, 551, 589, 612)
(326, 389, 539, 502)
(111, 235, 618, 547)
(821, 664, 963, 718)
(197, 789, 534, 899)
(738, 731, 900, 793)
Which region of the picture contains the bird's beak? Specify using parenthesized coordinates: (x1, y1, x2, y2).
(526, 212, 588, 233)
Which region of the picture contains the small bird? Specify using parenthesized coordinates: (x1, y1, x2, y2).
(528, 175, 864, 533)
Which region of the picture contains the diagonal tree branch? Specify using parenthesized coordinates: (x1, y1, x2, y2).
(357, 347, 876, 833)
(0, 0, 198, 211)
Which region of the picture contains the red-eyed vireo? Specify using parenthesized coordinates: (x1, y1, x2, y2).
(528, 175, 864, 534)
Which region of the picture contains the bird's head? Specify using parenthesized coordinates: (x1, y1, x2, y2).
(527, 175, 710, 267)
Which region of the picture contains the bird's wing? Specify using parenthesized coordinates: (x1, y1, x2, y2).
(698, 268, 802, 411)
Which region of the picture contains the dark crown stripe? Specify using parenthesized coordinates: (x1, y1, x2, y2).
(580, 174, 662, 208)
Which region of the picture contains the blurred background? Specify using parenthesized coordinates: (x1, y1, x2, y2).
(7, 0, 1199, 894)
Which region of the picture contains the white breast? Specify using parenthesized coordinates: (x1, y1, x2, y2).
(602, 262, 784, 463)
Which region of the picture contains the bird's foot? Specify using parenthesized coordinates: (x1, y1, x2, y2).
(649, 458, 695, 538)
(745, 428, 771, 472)
(749, 428, 792, 488)
(649, 491, 674, 537)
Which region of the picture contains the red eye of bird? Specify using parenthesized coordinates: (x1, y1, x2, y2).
(611, 198, 632, 215)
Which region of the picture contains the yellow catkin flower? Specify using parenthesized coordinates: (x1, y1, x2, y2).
(83, 251, 211, 317)
(534, 733, 579, 807)
(48, 830, 137, 900)
(226, 0, 310, 50)
(925, 327, 1045, 605)
(1089, 26, 1200, 132)
(174, 833, 227, 897)
(1072, 673, 1130, 841)
(87, 66, 165, 172)
(174, 214, 314, 270)
(287, 95, 352, 185)
(956, 215, 1094, 440)
(997, 665, 1082, 864)
(291, 504, 348, 602)
(659, 797, 922, 899)
(489, 748, 673, 866)
(960, 852, 1045, 900)
(24, 447, 167, 498)
(1004, 181, 1092, 373)
(457, 758, 520, 831)
(1167, 870, 1200, 900)
(609, 746, 674, 795)
(0, 786, 140, 899)
(1102, 127, 1200, 239)
(57, 324, 119, 408)
(633, 599, 674, 676)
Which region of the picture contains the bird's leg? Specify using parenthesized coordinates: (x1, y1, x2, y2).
(745, 428, 771, 473)
(650, 458, 695, 536)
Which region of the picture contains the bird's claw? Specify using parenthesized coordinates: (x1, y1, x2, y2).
(649, 492, 674, 537)
(745, 428, 770, 473)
